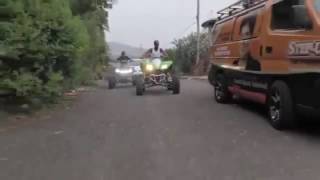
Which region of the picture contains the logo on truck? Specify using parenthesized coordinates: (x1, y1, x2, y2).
(288, 41, 320, 57)
(214, 46, 231, 56)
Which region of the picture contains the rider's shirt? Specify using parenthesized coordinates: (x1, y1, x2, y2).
(151, 48, 162, 58)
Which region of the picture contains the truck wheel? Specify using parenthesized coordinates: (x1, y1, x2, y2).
(214, 73, 231, 103)
(268, 81, 296, 130)
(136, 77, 144, 96)
(172, 75, 180, 94)
(108, 76, 116, 89)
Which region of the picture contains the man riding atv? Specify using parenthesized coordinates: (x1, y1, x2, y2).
(144, 40, 167, 59)
(118, 51, 131, 63)
(108, 51, 141, 89)
(136, 40, 180, 96)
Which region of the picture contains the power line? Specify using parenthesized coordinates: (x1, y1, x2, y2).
(176, 21, 197, 38)
(164, 21, 196, 47)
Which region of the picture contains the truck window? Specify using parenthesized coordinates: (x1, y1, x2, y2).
(211, 18, 235, 44)
(239, 15, 257, 40)
(211, 24, 222, 45)
(271, 0, 311, 30)
(212, 23, 232, 44)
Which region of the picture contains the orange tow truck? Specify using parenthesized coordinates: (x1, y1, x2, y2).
(207, 0, 320, 130)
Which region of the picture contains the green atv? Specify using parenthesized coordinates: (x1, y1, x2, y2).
(136, 58, 180, 96)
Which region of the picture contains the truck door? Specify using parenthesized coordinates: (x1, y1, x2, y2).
(262, 0, 315, 72)
(233, 8, 263, 71)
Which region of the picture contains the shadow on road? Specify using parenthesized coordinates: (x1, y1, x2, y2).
(233, 100, 320, 139)
(0, 98, 33, 115)
(99, 83, 135, 90)
(142, 88, 173, 96)
(113, 84, 135, 89)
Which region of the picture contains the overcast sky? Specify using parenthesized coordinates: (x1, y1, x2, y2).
(107, 0, 236, 48)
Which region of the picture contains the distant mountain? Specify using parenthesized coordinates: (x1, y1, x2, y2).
(108, 42, 146, 60)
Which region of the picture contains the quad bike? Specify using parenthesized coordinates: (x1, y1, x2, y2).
(108, 60, 142, 89)
(136, 58, 180, 96)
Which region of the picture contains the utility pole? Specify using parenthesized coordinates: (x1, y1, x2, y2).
(196, 0, 200, 65)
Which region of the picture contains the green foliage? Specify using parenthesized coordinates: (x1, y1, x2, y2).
(164, 48, 176, 61)
(1, 71, 42, 97)
(170, 32, 210, 74)
(0, 0, 111, 101)
(42, 72, 64, 100)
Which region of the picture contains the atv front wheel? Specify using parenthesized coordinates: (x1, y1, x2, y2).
(136, 77, 144, 96)
(108, 76, 116, 89)
(171, 75, 180, 94)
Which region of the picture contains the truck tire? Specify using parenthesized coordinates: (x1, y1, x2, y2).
(268, 81, 296, 130)
(214, 73, 231, 103)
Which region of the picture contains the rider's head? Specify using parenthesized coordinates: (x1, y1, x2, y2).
(154, 40, 159, 49)
(121, 51, 126, 56)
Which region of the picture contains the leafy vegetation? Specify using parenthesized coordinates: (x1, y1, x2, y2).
(0, 0, 111, 102)
(168, 32, 210, 75)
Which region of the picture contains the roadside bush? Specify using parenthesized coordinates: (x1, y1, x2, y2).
(171, 32, 210, 74)
(0, 0, 110, 102)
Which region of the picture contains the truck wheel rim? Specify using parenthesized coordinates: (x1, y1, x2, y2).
(270, 90, 281, 122)
(215, 81, 224, 100)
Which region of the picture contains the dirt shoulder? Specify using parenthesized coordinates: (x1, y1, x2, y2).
(0, 86, 96, 133)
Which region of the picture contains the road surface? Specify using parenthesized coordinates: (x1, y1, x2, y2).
(1, 80, 320, 180)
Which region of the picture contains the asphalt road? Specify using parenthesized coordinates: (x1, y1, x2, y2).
(1, 80, 320, 180)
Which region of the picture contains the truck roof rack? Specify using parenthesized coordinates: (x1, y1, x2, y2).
(217, 0, 267, 20)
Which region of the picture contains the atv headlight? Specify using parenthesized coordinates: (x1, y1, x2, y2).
(146, 64, 154, 71)
(115, 68, 133, 74)
(160, 64, 169, 70)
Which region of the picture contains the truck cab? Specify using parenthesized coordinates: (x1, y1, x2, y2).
(208, 0, 320, 130)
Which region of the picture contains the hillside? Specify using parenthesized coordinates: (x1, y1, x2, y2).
(108, 42, 146, 60)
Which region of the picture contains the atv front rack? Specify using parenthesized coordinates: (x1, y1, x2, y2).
(145, 73, 170, 87)
(149, 74, 167, 84)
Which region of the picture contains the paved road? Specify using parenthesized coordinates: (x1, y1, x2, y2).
(1, 80, 320, 180)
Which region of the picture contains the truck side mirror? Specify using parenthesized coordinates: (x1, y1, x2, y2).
(292, 5, 312, 29)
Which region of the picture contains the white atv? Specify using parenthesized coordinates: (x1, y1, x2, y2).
(108, 60, 142, 89)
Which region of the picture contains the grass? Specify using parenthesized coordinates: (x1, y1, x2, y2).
(0, 83, 97, 128)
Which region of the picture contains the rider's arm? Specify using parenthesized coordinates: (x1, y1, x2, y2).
(160, 48, 168, 57)
(124, 56, 130, 60)
(143, 49, 152, 58)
